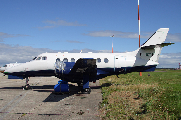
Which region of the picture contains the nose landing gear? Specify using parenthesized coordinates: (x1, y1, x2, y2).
(23, 77, 32, 90)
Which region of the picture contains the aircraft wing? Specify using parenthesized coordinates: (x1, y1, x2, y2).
(69, 58, 96, 73)
(69, 58, 97, 78)
(55, 58, 97, 82)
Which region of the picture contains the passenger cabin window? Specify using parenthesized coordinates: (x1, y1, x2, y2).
(63, 58, 68, 62)
(71, 58, 75, 62)
(36, 57, 41, 60)
(42, 56, 47, 60)
(56, 58, 60, 62)
(97, 58, 101, 63)
(104, 58, 109, 63)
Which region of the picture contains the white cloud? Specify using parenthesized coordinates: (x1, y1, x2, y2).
(83, 30, 151, 39)
(37, 19, 87, 29)
(66, 40, 84, 43)
(0, 32, 29, 42)
(44, 20, 87, 26)
(160, 55, 172, 59)
(62, 48, 117, 53)
(0, 43, 58, 66)
(84, 30, 181, 43)
(166, 33, 181, 42)
(37, 26, 55, 29)
(158, 53, 181, 68)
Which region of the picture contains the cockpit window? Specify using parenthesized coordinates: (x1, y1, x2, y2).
(42, 56, 47, 60)
(32, 57, 37, 60)
(36, 57, 41, 60)
(3, 65, 7, 67)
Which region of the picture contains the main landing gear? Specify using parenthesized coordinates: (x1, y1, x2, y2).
(81, 87, 91, 94)
(77, 82, 91, 94)
(23, 77, 32, 90)
(81, 75, 91, 94)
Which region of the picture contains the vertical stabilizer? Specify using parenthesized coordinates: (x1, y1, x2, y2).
(134, 28, 171, 66)
(141, 28, 169, 47)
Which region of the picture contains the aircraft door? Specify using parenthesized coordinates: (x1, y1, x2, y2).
(114, 56, 120, 69)
(114, 56, 125, 69)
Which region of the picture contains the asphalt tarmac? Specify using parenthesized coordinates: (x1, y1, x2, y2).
(0, 73, 102, 120)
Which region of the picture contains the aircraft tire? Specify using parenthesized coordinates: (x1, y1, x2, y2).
(87, 88, 91, 94)
(24, 84, 31, 90)
(77, 83, 83, 87)
(82, 87, 91, 94)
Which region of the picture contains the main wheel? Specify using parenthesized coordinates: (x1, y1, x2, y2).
(87, 87, 91, 94)
(77, 82, 83, 87)
(83, 87, 91, 94)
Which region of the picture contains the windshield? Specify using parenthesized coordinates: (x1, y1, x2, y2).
(32, 57, 37, 60)
(36, 57, 41, 60)
(3, 65, 7, 67)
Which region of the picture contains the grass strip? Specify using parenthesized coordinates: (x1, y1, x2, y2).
(99, 69, 181, 119)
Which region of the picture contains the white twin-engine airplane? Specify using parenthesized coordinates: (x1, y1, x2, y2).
(4, 28, 174, 92)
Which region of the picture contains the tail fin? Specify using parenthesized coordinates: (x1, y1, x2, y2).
(141, 28, 169, 47)
(135, 28, 174, 66)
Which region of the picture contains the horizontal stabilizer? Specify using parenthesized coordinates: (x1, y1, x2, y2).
(160, 43, 175, 47)
(141, 43, 174, 49)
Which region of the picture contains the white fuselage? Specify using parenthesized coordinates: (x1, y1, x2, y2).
(4, 50, 158, 75)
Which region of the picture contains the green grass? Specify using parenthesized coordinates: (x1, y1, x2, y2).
(99, 69, 181, 120)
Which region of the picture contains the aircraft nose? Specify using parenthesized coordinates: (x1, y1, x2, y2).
(4, 65, 24, 75)
(4, 68, 14, 75)
(4, 70, 10, 75)
(0, 67, 4, 73)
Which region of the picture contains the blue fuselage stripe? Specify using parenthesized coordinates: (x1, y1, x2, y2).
(5, 65, 157, 78)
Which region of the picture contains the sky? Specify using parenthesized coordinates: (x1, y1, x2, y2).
(0, 0, 181, 68)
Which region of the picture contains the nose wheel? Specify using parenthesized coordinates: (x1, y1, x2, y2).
(23, 78, 32, 90)
(24, 84, 31, 90)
